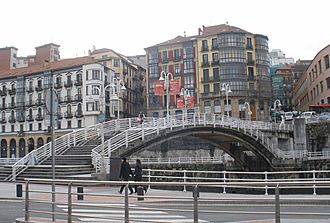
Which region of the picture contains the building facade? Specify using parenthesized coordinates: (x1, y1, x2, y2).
(270, 49, 294, 66)
(145, 24, 271, 120)
(293, 44, 330, 112)
(91, 48, 146, 118)
(0, 57, 114, 158)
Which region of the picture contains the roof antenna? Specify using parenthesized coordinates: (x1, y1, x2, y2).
(184, 31, 186, 37)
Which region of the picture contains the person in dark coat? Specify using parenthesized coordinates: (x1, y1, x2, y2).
(134, 159, 147, 193)
(119, 157, 134, 194)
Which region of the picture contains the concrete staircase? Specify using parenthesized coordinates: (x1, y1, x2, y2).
(0, 166, 13, 181)
(13, 134, 114, 181)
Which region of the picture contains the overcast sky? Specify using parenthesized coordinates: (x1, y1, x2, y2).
(1, 0, 329, 61)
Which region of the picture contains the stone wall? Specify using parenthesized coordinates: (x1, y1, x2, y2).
(306, 122, 330, 152)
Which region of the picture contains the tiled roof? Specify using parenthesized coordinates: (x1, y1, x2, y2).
(200, 24, 250, 36)
(0, 56, 97, 79)
(91, 48, 112, 55)
(146, 24, 253, 49)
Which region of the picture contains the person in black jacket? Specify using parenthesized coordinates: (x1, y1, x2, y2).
(134, 159, 147, 193)
(119, 157, 133, 194)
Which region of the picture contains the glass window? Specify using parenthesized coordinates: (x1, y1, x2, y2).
(67, 121, 72, 129)
(203, 69, 209, 82)
(203, 84, 210, 94)
(247, 38, 252, 48)
(202, 54, 208, 63)
(212, 53, 219, 62)
(162, 51, 168, 61)
(318, 60, 322, 74)
(78, 120, 82, 128)
(174, 49, 180, 60)
(213, 68, 220, 82)
(38, 123, 42, 131)
(175, 63, 180, 75)
(202, 40, 208, 50)
(211, 38, 218, 49)
(327, 77, 330, 89)
(113, 59, 120, 67)
(183, 47, 193, 59)
(183, 59, 194, 73)
(92, 70, 101, 80)
(248, 67, 254, 81)
(324, 55, 329, 69)
(214, 83, 220, 95)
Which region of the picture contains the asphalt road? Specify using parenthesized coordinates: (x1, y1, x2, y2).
(4, 199, 330, 223)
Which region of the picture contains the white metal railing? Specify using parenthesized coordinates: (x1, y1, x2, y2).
(92, 113, 294, 173)
(129, 155, 233, 165)
(10, 117, 153, 181)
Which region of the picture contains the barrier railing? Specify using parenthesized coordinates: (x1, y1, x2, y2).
(20, 177, 330, 223)
(11, 118, 151, 181)
(92, 113, 294, 173)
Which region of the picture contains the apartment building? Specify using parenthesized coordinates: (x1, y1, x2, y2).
(145, 24, 271, 120)
(0, 57, 114, 158)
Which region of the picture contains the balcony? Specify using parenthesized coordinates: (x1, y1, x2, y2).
(201, 62, 210, 67)
(54, 82, 63, 89)
(0, 117, 6, 124)
(161, 58, 169, 64)
(211, 60, 220, 66)
(64, 111, 73, 119)
(35, 114, 44, 121)
(36, 99, 45, 106)
(0, 88, 7, 96)
(8, 102, 15, 109)
(246, 44, 253, 50)
(64, 96, 72, 103)
(201, 46, 209, 52)
(56, 112, 63, 119)
(8, 115, 16, 123)
(173, 56, 181, 62)
(247, 60, 255, 66)
(27, 114, 34, 122)
(74, 79, 82, 86)
(26, 86, 34, 93)
(211, 45, 219, 51)
(75, 110, 83, 118)
(17, 116, 25, 122)
(64, 80, 73, 88)
(26, 100, 34, 107)
(8, 88, 16, 95)
(35, 85, 43, 91)
(74, 94, 82, 102)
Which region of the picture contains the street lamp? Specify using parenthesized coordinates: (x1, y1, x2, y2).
(273, 99, 282, 123)
(112, 78, 126, 120)
(159, 71, 173, 119)
(221, 83, 232, 117)
(243, 102, 252, 121)
(180, 88, 190, 120)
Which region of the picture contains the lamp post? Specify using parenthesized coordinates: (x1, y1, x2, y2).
(112, 78, 126, 120)
(243, 102, 252, 121)
(273, 99, 282, 124)
(159, 71, 173, 119)
(180, 88, 190, 121)
(221, 83, 232, 117)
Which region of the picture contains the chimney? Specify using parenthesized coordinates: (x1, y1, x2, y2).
(184, 31, 186, 37)
(202, 25, 205, 31)
(198, 28, 202, 35)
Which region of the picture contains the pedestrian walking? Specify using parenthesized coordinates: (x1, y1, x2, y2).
(134, 159, 147, 193)
(137, 111, 145, 124)
(118, 157, 134, 194)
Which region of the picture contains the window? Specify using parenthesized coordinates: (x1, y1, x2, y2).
(38, 123, 42, 131)
(11, 125, 14, 132)
(327, 77, 330, 89)
(324, 55, 330, 69)
(29, 124, 32, 131)
(202, 40, 208, 51)
(183, 59, 194, 73)
(213, 68, 220, 82)
(203, 84, 210, 94)
(92, 70, 101, 80)
(211, 38, 218, 49)
(318, 60, 322, 74)
(174, 49, 180, 60)
(2, 125, 5, 133)
(78, 120, 82, 128)
(202, 54, 208, 63)
(247, 52, 253, 63)
(247, 38, 252, 49)
(57, 121, 61, 129)
(37, 79, 42, 88)
(67, 121, 72, 129)
(214, 83, 220, 94)
(162, 65, 168, 73)
(248, 67, 254, 81)
(328, 97, 330, 104)
(86, 70, 89, 80)
(204, 100, 211, 113)
(214, 100, 221, 113)
(320, 81, 324, 93)
(212, 53, 219, 62)
(203, 69, 209, 82)
(113, 59, 120, 67)
(20, 124, 23, 132)
(92, 85, 100, 95)
(162, 51, 168, 62)
(175, 63, 180, 75)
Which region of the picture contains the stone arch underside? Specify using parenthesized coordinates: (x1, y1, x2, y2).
(117, 126, 285, 171)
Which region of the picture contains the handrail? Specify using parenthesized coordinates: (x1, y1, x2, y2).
(10, 117, 151, 181)
(91, 113, 294, 174)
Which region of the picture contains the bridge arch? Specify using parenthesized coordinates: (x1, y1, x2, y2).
(118, 126, 282, 171)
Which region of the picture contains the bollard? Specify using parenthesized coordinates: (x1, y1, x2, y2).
(77, 187, 84, 200)
(16, 184, 23, 197)
(275, 184, 281, 223)
(137, 186, 144, 201)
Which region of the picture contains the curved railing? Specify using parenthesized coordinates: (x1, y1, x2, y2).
(92, 113, 293, 173)
(10, 117, 153, 181)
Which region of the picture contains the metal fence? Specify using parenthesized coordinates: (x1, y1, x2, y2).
(20, 178, 330, 223)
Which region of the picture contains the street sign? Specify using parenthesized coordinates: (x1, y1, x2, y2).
(98, 114, 105, 122)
